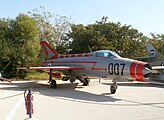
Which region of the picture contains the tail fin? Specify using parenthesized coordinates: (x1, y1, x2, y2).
(40, 40, 59, 60)
(146, 43, 164, 61)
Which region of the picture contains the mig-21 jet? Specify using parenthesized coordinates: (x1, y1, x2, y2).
(20, 40, 152, 94)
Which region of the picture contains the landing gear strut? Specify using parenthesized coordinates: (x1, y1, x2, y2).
(110, 81, 117, 94)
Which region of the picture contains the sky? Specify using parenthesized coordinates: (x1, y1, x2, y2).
(1, 0, 164, 36)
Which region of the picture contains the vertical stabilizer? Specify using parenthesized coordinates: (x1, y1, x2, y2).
(40, 41, 59, 60)
(146, 43, 164, 66)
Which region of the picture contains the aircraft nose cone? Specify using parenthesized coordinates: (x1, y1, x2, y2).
(143, 67, 152, 78)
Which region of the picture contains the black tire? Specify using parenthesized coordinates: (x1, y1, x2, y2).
(82, 78, 89, 86)
(110, 85, 116, 94)
(70, 79, 75, 83)
(51, 80, 57, 88)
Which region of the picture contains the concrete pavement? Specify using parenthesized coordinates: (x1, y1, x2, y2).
(0, 79, 164, 120)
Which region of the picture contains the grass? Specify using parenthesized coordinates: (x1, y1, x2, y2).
(24, 71, 49, 80)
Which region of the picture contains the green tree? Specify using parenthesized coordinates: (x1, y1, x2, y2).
(0, 14, 40, 78)
(148, 33, 164, 55)
(68, 17, 148, 58)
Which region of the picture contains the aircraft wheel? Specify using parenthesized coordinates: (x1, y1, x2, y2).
(70, 79, 75, 83)
(110, 85, 116, 94)
(51, 80, 57, 88)
(82, 78, 89, 86)
(110, 82, 117, 94)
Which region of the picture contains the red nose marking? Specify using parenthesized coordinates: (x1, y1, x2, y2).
(130, 61, 146, 82)
(130, 62, 137, 79)
(136, 63, 144, 81)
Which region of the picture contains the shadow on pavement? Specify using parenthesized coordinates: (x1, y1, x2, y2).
(0, 80, 121, 103)
(1, 80, 164, 108)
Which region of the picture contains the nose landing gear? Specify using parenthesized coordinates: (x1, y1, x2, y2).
(110, 82, 117, 94)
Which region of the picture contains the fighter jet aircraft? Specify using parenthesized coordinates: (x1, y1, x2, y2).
(138, 43, 164, 81)
(20, 40, 152, 94)
(140, 43, 164, 66)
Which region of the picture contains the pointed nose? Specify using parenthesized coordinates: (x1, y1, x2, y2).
(143, 64, 152, 78)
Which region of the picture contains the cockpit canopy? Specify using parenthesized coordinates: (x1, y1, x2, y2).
(91, 50, 121, 58)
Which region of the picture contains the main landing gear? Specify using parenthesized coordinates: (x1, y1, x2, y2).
(50, 80, 57, 88)
(110, 81, 117, 94)
(69, 77, 90, 86)
(48, 71, 90, 88)
(49, 69, 57, 88)
(81, 78, 90, 86)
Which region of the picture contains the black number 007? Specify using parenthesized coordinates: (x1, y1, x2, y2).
(108, 63, 125, 76)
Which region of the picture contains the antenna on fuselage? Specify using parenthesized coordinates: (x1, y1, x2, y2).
(88, 45, 92, 53)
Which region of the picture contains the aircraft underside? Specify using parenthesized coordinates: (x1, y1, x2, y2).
(49, 69, 118, 94)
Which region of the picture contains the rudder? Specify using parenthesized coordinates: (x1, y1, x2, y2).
(40, 40, 59, 60)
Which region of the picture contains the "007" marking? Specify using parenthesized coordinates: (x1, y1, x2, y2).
(108, 63, 125, 76)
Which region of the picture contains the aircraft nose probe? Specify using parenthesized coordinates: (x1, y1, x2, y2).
(143, 64, 152, 78)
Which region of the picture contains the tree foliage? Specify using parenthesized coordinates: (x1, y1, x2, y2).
(28, 6, 71, 54)
(68, 17, 148, 58)
(0, 14, 39, 78)
(0, 12, 164, 79)
(148, 33, 164, 55)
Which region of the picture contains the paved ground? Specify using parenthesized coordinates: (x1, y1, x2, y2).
(0, 79, 164, 120)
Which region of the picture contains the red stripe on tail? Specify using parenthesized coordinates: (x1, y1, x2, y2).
(40, 41, 59, 60)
